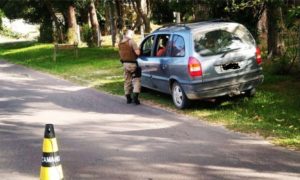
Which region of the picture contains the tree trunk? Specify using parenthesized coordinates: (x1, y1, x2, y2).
(67, 4, 78, 44)
(115, 0, 124, 30)
(132, 14, 142, 30)
(107, 0, 116, 46)
(144, 0, 151, 33)
(104, 3, 110, 35)
(131, 1, 140, 30)
(277, 7, 286, 55)
(115, 0, 124, 43)
(266, 3, 284, 58)
(80, 7, 91, 27)
(88, 0, 101, 47)
(43, 0, 64, 43)
(133, 0, 151, 33)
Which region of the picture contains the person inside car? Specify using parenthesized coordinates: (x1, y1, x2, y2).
(157, 37, 169, 57)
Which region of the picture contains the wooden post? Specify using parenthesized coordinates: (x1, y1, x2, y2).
(53, 44, 57, 61)
(74, 43, 78, 58)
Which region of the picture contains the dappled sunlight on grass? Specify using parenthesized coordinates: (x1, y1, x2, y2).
(178, 88, 300, 149)
(189, 111, 214, 118)
(274, 137, 300, 150)
(1, 44, 52, 56)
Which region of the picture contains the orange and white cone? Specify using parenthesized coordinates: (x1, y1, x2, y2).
(40, 124, 64, 180)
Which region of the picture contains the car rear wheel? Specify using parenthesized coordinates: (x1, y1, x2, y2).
(172, 82, 190, 109)
(245, 88, 256, 97)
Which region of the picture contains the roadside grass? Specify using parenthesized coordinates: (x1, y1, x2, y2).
(0, 42, 299, 150)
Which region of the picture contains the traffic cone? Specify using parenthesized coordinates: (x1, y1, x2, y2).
(40, 124, 64, 180)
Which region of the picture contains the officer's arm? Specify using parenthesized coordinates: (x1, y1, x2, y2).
(134, 49, 140, 56)
(130, 39, 140, 56)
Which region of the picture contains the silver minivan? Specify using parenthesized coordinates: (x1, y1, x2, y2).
(138, 21, 264, 109)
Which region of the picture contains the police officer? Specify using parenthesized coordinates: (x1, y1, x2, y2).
(118, 29, 141, 105)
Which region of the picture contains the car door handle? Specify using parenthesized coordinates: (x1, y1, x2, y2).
(162, 64, 168, 69)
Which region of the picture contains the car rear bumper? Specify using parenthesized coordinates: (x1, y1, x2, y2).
(182, 74, 264, 100)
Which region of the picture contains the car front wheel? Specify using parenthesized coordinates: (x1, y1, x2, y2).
(172, 82, 190, 109)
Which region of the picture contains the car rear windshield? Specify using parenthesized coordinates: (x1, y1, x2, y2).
(193, 24, 255, 56)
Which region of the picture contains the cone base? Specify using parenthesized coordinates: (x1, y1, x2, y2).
(40, 165, 64, 180)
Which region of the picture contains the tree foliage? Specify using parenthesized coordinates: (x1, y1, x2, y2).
(151, 1, 174, 24)
(0, 9, 4, 30)
(224, 0, 266, 39)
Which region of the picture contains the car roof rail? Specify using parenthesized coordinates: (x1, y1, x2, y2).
(153, 19, 235, 32)
(154, 23, 190, 32)
(209, 18, 234, 23)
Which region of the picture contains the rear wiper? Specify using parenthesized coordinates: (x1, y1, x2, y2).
(221, 48, 241, 58)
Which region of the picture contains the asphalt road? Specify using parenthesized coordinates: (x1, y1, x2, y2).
(0, 60, 299, 180)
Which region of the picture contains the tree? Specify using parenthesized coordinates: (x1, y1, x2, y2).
(132, 0, 151, 33)
(1, 0, 54, 42)
(43, 0, 64, 42)
(115, 0, 125, 43)
(271, 1, 300, 74)
(266, 0, 285, 58)
(66, 3, 78, 44)
(106, 0, 116, 46)
(88, 0, 101, 46)
(151, 0, 173, 24)
(0, 9, 4, 30)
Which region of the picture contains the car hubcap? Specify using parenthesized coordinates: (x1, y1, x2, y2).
(173, 85, 183, 106)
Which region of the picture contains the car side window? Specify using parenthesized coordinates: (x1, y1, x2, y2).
(141, 35, 155, 57)
(155, 34, 170, 57)
(171, 35, 185, 57)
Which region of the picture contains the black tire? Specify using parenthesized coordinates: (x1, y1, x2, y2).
(245, 88, 256, 97)
(141, 86, 149, 93)
(171, 82, 190, 109)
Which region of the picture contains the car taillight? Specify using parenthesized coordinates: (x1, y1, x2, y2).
(256, 47, 262, 65)
(188, 57, 202, 77)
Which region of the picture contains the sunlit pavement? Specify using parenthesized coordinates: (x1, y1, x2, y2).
(0, 60, 299, 180)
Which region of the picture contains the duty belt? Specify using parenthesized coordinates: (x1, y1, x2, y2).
(120, 59, 137, 64)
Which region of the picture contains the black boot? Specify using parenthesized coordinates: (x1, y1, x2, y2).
(126, 94, 132, 104)
(133, 93, 140, 105)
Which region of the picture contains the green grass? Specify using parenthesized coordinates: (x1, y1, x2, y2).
(0, 42, 124, 94)
(0, 42, 299, 150)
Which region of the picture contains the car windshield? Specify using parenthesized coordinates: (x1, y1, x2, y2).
(193, 24, 255, 56)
